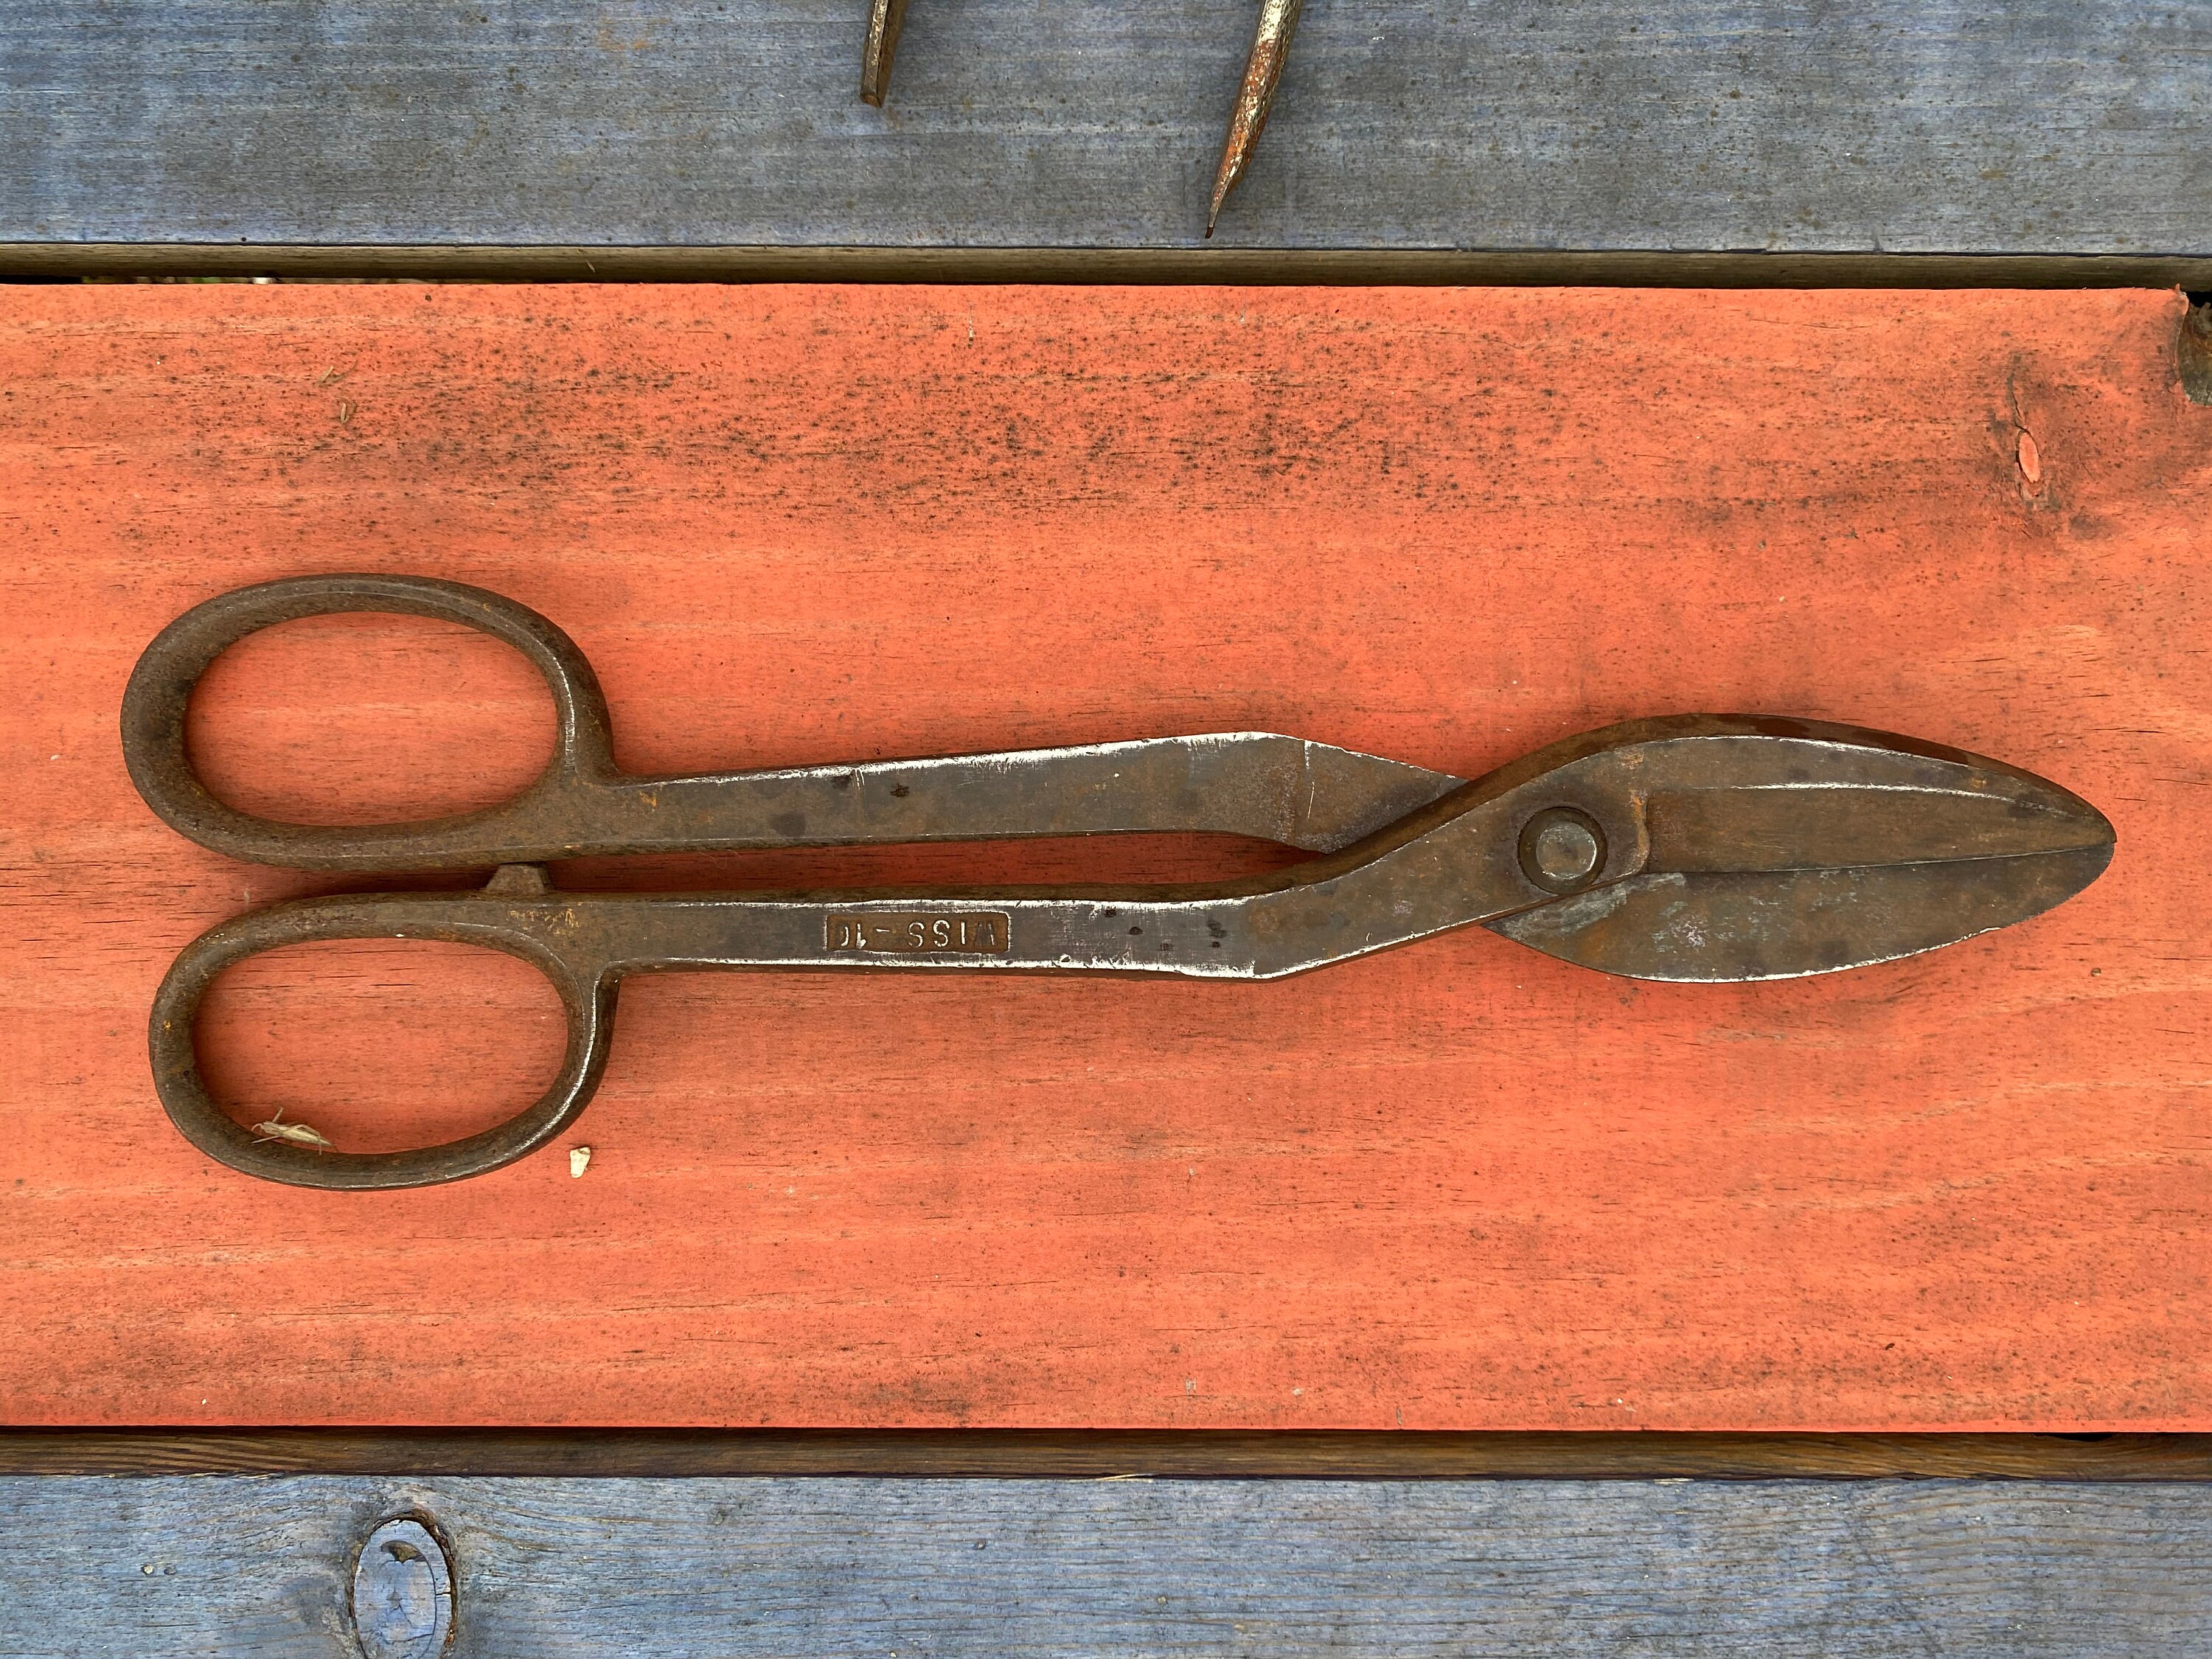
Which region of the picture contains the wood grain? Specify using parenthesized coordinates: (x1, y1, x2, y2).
(1, 283, 2208, 1430)
(4, 1430, 2208, 1481)
(5, 1475, 2209, 1657)
(6, 1, 2211, 256)
(16, 246, 2212, 288)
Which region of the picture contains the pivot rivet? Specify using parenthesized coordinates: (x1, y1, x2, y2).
(1518, 807, 1607, 894)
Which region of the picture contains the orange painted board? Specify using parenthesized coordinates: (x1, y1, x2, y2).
(1, 285, 2207, 1429)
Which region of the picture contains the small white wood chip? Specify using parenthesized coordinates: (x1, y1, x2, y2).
(569, 1146, 593, 1178)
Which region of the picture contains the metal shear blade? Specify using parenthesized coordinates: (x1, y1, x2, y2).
(122, 576, 2113, 1189)
(1476, 717, 2114, 982)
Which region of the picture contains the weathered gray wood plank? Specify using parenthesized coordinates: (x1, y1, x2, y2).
(5, 1, 2210, 254)
(4, 1477, 2208, 1656)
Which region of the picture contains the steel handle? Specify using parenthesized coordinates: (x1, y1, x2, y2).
(121, 573, 620, 872)
(147, 892, 616, 1190)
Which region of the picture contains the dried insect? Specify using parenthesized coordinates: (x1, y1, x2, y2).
(251, 1110, 334, 1150)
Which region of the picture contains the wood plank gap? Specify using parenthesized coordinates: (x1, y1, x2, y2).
(3, 1430, 2206, 1480)
(7, 245, 2212, 289)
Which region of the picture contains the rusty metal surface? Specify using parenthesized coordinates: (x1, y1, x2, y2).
(1208, 0, 1305, 236)
(122, 576, 2115, 1190)
(852, 0, 1308, 235)
(121, 574, 1465, 871)
(2182, 297, 2212, 406)
(859, 0, 909, 107)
